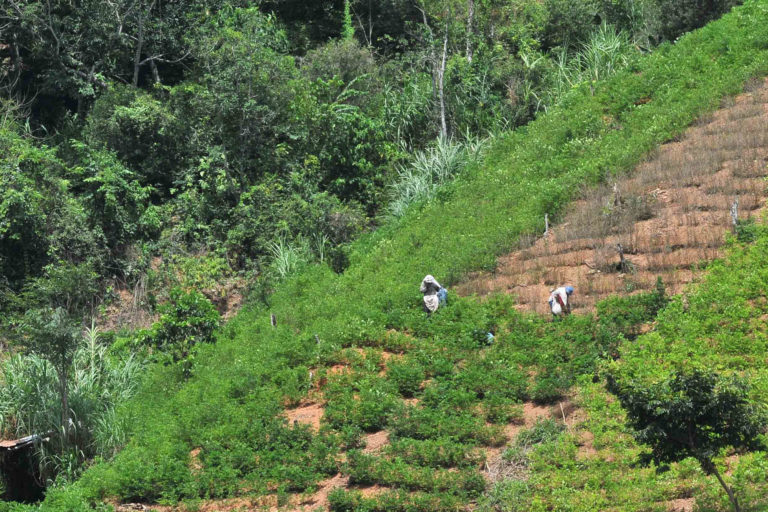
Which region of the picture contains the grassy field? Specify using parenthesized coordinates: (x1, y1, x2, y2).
(12, 1, 768, 510)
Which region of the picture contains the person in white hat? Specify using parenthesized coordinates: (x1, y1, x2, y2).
(420, 275, 444, 314)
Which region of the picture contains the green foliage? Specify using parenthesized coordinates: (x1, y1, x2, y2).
(8, 263, 100, 442)
(734, 217, 763, 243)
(383, 438, 481, 468)
(6, 0, 768, 509)
(596, 277, 668, 341)
(607, 368, 766, 511)
(0, 323, 143, 485)
(141, 288, 220, 375)
(388, 136, 482, 218)
(0, 127, 83, 288)
(608, 369, 766, 469)
(341, 0, 355, 41)
(386, 359, 425, 397)
(516, 418, 566, 447)
(655, 0, 741, 42)
(67, 141, 159, 253)
(85, 86, 183, 194)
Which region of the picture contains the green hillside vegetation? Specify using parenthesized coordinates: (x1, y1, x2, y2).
(3, 1, 768, 511)
(3, 0, 691, 490)
(3, 1, 764, 510)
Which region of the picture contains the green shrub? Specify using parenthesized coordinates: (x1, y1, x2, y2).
(141, 288, 220, 376)
(735, 218, 763, 243)
(387, 360, 425, 397)
(516, 418, 566, 447)
(479, 479, 532, 512)
(384, 438, 482, 468)
(596, 278, 668, 339)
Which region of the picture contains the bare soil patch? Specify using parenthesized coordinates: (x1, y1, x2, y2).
(290, 473, 350, 511)
(189, 448, 203, 475)
(666, 497, 695, 512)
(363, 430, 390, 454)
(457, 79, 768, 314)
(284, 402, 324, 432)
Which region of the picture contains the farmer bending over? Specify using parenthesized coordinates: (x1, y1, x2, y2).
(548, 285, 574, 318)
(420, 275, 446, 314)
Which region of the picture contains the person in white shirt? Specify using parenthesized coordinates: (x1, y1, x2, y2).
(548, 285, 574, 317)
(420, 275, 444, 314)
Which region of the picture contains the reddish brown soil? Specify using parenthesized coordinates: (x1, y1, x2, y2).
(363, 430, 390, 454)
(457, 79, 768, 314)
(188, 448, 203, 474)
(283, 402, 324, 432)
(291, 473, 350, 511)
(97, 254, 246, 332)
(666, 498, 695, 512)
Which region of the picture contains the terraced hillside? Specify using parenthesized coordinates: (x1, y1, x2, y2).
(458, 78, 768, 314)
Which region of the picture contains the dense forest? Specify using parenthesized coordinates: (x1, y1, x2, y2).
(1, 0, 759, 509)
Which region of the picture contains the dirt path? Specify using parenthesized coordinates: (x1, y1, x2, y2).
(457, 79, 768, 314)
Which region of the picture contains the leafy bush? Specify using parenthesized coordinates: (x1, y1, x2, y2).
(387, 359, 425, 398)
(596, 277, 668, 340)
(607, 368, 766, 512)
(516, 418, 566, 447)
(384, 438, 482, 468)
(141, 288, 220, 375)
(735, 218, 763, 243)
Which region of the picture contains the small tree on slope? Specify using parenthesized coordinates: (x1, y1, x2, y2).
(607, 368, 766, 512)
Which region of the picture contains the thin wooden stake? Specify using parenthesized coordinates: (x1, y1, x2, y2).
(613, 182, 623, 208)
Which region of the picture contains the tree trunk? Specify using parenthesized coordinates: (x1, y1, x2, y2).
(132, 0, 156, 87)
(420, 8, 438, 100)
(710, 462, 741, 512)
(438, 30, 448, 138)
(149, 58, 161, 84)
(466, 0, 475, 63)
(132, 3, 144, 87)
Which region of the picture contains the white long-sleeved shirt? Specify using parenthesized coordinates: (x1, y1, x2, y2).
(548, 287, 569, 314)
(421, 275, 442, 313)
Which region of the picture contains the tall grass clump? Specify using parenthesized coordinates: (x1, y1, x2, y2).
(546, 24, 639, 108)
(267, 238, 310, 280)
(0, 324, 144, 484)
(388, 135, 488, 218)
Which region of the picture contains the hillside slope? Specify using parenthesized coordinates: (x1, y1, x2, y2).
(458, 78, 768, 314)
(26, 2, 768, 511)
